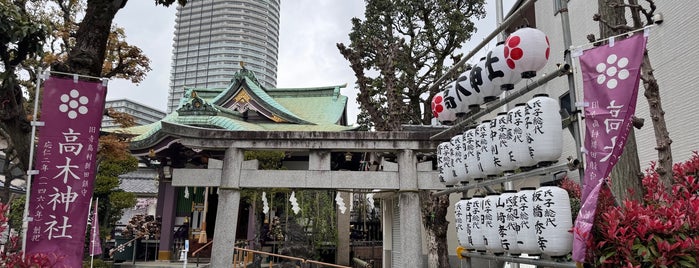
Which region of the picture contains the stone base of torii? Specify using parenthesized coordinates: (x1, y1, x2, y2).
(159, 123, 443, 267)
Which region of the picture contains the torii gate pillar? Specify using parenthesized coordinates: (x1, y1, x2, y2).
(397, 149, 424, 267)
(210, 147, 244, 268)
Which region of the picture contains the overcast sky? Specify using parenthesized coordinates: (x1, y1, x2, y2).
(109, 1, 515, 125)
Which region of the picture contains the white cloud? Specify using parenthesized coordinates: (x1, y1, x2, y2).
(108, 1, 514, 126)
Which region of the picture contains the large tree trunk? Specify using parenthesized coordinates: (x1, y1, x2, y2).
(639, 49, 673, 188)
(0, 73, 32, 203)
(597, 0, 644, 203)
(419, 191, 450, 268)
(54, 0, 126, 76)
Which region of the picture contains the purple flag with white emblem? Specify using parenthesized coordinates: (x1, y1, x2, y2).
(26, 76, 106, 267)
(572, 34, 647, 262)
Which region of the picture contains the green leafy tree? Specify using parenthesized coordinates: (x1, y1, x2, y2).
(338, 0, 485, 131)
(0, 0, 182, 202)
(0, 0, 46, 203)
(94, 109, 138, 236)
(337, 0, 485, 266)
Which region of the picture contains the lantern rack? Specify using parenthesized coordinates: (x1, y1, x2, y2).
(433, 162, 570, 197)
(460, 251, 577, 268)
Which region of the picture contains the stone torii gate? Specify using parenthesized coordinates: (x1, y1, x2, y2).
(161, 122, 443, 267)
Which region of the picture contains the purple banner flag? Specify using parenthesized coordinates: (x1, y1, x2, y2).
(26, 76, 106, 267)
(572, 34, 647, 262)
(91, 198, 103, 256)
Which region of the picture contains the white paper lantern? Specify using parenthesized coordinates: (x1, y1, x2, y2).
(470, 195, 487, 252)
(437, 142, 456, 186)
(455, 68, 480, 110)
(443, 81, 470, 116)
(491, 112, 517, 173)
(431, 91, 456, 123)
(516, 187, 540, 256)
(464, 198, 475, 250)
(526, 94, 562, 166)
(497, 190, 521, 255)
(508, 103, 537, 169)
(470, 57, 500, 103)
(446, 72, 476, 115)
(455, 198, 469, 248)
(533, 186, 573, 257)
(463, 127, 484, 181)
(505, 27, 550, 78)
(483, 193, 503, 254)
(451, 134, 468, 183)
(475, 120, 498, 177)
(487, 42, 522, 91)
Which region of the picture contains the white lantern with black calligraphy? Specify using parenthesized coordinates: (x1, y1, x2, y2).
(464, 198, 475, 250)
(454, 68, 479, 111)
(533, 186, 573, 257)
(470, 57, 500, 104)
(526, 94, 562, 166)
(470, 195, 487, 252)
(508, 103, 537, 169)
(443, 81, 470, 116)
(463, 127, 484, 181)
(505, 27, 550, 78)
(431, 91, 457, 123)
(497, 190, 521, 255)
(488, 41, 522, 91)
(451, 134, 468, 183)
(483, 193, 504, 254)
(476, 120, 498, 177)
(516, 187, 538, 256)
(437, 142, 457, 187)
(492, 112, 517, 173)
(455, 198, 470, 247)
(444, 141, 460, 187)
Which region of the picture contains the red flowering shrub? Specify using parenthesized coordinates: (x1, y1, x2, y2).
(0, 203, 58, 267)
(586, 151, 699, 267)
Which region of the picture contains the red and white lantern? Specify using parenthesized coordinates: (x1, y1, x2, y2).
(470, 57, 500, 103)
(526, 94, 562, 165)
(505, 27, 550, 79)
(487, 41, 522, 90)
(431, 91, 457, 123)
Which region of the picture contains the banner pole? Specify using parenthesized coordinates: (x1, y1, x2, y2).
(90, 198, 99, 268)
(21, 68, 44, 259)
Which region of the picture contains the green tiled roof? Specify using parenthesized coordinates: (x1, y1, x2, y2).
(126, 68, 355, 151)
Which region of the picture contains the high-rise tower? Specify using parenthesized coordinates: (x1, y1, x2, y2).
(168, 0, 280, 113)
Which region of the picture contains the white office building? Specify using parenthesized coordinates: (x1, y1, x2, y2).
(168, 0, 280, 113)
(102, 99, 166, 128)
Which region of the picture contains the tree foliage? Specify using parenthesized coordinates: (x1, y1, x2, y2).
(0, 0, 47, 203)
(94, 109, 138, 234)
(338, 0, 485, 130)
